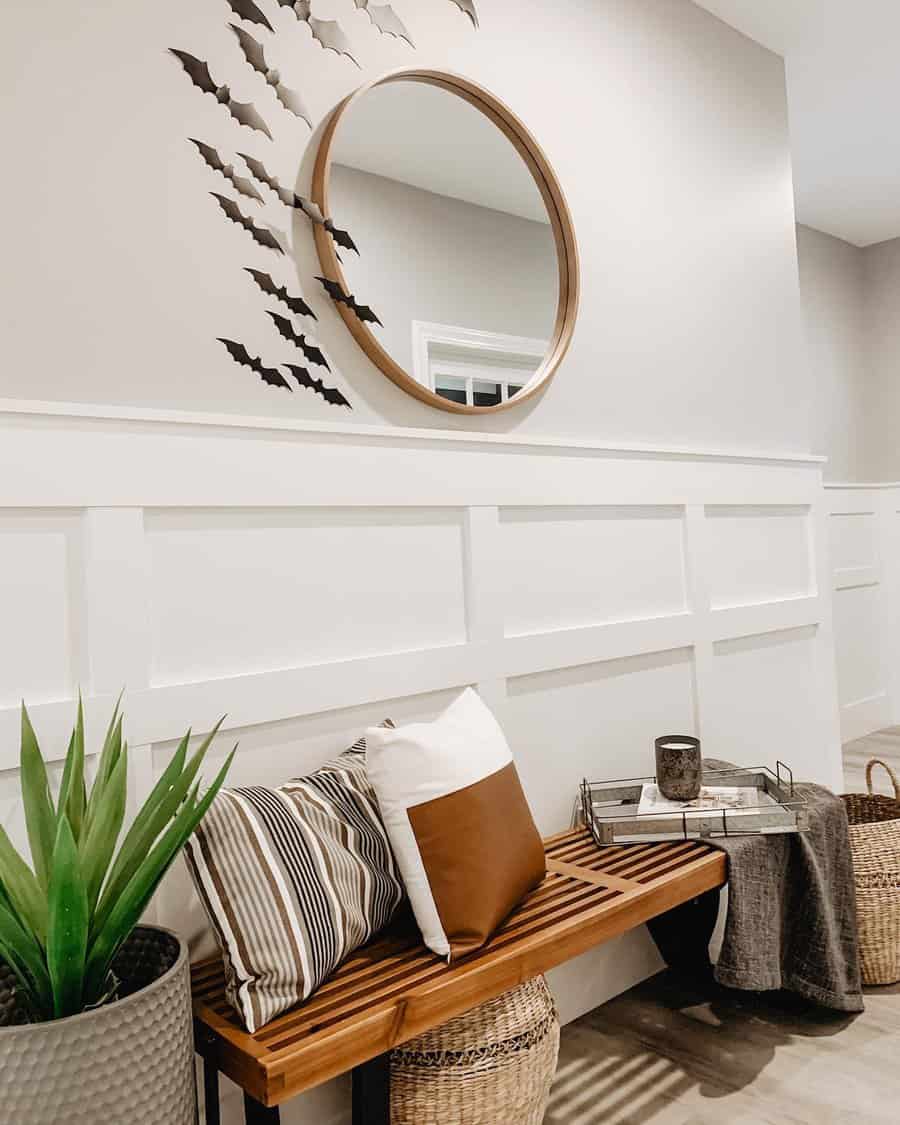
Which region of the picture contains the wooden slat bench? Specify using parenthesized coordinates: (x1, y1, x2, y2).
(192, 828, 727, 1124)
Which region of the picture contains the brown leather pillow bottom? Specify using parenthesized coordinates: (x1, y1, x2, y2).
(407, 761, 546, 958)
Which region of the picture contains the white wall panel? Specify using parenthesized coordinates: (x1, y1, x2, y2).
(829, 510, 878, 574)
(833, 586, 886, 708)
(505, 649, 696, 834)
(501, 506, 687, 636)
(704, 505, 813, 609)
(0, 512, 81, 707)
(146, 509, 467, 685)
(0, 406, 842, 1125)
(707, 627, 821, 775)
(826, 486, 900, 741)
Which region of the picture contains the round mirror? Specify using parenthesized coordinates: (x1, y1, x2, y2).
(312, 71, 579, 414)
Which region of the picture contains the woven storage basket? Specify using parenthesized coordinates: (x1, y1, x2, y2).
(391, 976, 560, 1125)
(842, 759, 900, 986)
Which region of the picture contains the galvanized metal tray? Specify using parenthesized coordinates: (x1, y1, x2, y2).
(580, 763, 809, 846)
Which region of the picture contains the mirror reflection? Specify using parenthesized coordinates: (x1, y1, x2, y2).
(328, 80, 560, 408)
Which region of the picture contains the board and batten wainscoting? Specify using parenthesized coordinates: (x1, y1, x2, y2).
(826, 483, 900, 742)
(0, 400, 842, 1125)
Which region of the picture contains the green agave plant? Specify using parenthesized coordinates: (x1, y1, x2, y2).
(0, 698, 234, 1022)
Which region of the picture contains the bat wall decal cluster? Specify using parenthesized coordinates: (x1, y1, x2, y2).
(190, 139, 263, 203)
(239, 153, 358, 253)
(316, 276, 383, 326)
(267, 312, 331, 368)
(225, 0, 273, 33)
(169, 49, 272, 138)
(219, 339, 350, 406)
(285, 364, 351, 407)
(230, 23, 313, 127)
(211, 192, 285, 254)
(173, 0, 480, 407)
(449, 0, 479, 29)
(276, 2, 361, 68)
(245, 268, 317, 319)
(354, 1, 415, 47)
(219, 338, 291, 389)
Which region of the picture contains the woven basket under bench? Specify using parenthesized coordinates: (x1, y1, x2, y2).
(390, 976, 559, 1125)
(842, 759, 900, 986)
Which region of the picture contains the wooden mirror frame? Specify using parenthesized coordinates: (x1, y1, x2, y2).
(311, 69, 580, 415)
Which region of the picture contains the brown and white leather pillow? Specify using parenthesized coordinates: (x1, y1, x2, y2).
(365, 689, 545, 960)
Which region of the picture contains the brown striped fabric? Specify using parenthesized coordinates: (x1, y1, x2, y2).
(184, 725, 403, 1032)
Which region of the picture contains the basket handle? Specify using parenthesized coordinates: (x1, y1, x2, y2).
(865, 758, 900, 800)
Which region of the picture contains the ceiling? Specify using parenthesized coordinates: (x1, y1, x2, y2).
(695, 0, 900, 246)
(331, 82, 550, 225)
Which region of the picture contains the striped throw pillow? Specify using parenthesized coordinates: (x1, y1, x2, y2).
(184, 726, 403, 1032)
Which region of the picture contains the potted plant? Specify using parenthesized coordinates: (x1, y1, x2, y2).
(0, 698, 233, 1124)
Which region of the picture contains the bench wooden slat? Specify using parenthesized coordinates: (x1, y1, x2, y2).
(192, 829, 726, 1108)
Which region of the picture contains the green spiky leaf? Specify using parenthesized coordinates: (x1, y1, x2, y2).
(20, 704, 56, 892)
(0, 822, 47, 945)
(0, 897, 52, 1016)
(57, 697, 86, 842)
(47, 816, 89, 1018)
(79, 748, 127, 914)
(83, 700, 123, 839)
(84, 748, 234, 1003)
(92, 721, 224, 939)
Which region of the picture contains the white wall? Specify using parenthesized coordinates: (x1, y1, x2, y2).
(862, 238, 900, 481)
(826, 484, 900, 741)
(0, 0, 811, 452)
(331, 164, 558, 375)
(798, 228, 900, 483)
(0, 404, 843, 1125)
(802, 237, 900, 739)
(797, 225, 869, 482)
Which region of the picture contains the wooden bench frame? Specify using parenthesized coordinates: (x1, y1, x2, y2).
(192, 829, 727, 1123)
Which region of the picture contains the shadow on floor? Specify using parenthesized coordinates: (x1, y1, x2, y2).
(547, 969, 861, 1125)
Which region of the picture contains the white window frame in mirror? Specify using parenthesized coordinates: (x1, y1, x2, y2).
(411, 321, 549, 408)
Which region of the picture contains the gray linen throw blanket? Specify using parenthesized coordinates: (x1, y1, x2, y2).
(656, 758, 864, 1013)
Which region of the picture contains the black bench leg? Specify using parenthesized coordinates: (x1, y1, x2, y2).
(243, 1092, 281, 1123)
(647, 887, 721, 985)
(352, 1052, 391, 1125)
(203, 1056, 221, 1125)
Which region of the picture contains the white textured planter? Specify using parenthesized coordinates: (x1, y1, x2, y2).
(0, 926, 196, 1125)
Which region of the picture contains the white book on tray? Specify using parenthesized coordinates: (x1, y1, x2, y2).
(636, 783, 776, 819)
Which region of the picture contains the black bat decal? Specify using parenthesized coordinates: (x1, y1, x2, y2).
(244, 268, 317, 319)
(189, 139, 263, 203)
(354, 1, 414, 47)
(276, 3, 361, 67)
(322, 219, 358, 255)
(316, 276, 383, 326)
(219, 338, 292, 390)
(239, 154, 359, 254)
(449, 0, 479, 28)
(239, 152, 298, 208)
(267, 312, 331, 369)
(225, 0, 274, 32)
(169, 49, 272, 139)
(211, 193, 285, 254)
(229, 23, 312, 126)
(284, 364, 351, 408)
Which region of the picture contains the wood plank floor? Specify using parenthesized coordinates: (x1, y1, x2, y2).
(842, 727, 900, 794)
(548, 970, 899, 1125)
(550, 732, 900, 1125)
